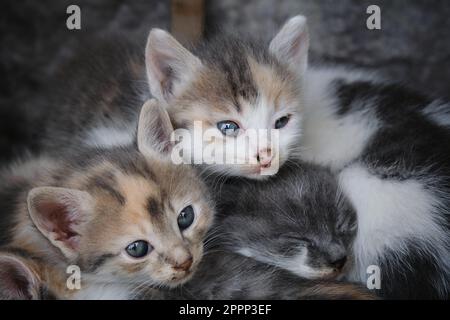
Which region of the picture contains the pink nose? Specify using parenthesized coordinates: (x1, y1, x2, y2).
(257, 148, 273, 168)
(173, 256, 193, 272)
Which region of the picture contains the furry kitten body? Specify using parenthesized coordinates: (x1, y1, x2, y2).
(0, 101, 214, 299)
(204, 162, 357, 281)
(255, 16, 449, 299)
(301, 67, 450, 299)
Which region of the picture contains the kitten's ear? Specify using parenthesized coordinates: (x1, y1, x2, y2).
(0, 253, 41, 300)
(27, 187, 94, 260)
(137, 99, 174, 158)
(269, 15, 309, 75)
(145, 28, 202, 104)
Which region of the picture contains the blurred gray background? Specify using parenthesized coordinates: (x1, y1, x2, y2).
(1, 0, 449, 162)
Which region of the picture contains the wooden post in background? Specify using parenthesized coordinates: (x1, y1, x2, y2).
(171, 0, 204, 45)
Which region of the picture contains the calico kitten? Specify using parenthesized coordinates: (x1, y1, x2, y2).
(0, 100, 214, 299)
(204, 162, 357, 281)
(38, 24, 304, 179)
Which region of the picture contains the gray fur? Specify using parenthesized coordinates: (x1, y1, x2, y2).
(205, 162, 356, 277)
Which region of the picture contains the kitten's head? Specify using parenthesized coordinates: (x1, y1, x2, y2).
(26, 101, 214, 290)
(145, 16, 309, 179)
(214, 163, 356, 280)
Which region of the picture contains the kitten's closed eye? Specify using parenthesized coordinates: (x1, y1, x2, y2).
(217, 121, 240, 136)
(280, 234, 312, 246)
(274, 115, 291, 129)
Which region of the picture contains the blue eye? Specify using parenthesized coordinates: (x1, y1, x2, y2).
(126, 240, 151, 258)
(178, 205, 195, 231)
(275, 115, 291, 129)
(217, 121, 240, 136)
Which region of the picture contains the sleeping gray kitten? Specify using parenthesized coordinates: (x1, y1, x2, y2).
(205, 162, 357, 280)
(155, 162, 373, 300)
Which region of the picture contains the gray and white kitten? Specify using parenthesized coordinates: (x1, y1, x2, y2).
(204, 162, 357, 281)
(159, 14, 447, 299)
(270, 16, 450, 299)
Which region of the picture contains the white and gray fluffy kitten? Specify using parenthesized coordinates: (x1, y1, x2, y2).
(272, 16, 450, 299)
(203, 15, 448, 299)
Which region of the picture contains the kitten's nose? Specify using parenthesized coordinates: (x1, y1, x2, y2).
(173, 256, 193, 272)
(256, 148, 273, 168)
(330, 256, 347, 270)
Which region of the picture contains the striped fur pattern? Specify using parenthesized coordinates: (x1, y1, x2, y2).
(0, 101, 215, 299)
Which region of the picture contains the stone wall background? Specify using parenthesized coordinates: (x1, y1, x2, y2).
(1, 0, 449, 161)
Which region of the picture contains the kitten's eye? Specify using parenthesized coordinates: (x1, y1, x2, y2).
(126, 240, 150, 258)
(275, 115, 291, 129)
(178, 205, 195, 231)
(217, 121, 240, 136)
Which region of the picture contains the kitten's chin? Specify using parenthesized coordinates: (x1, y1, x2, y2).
(232, 163, 283, 179)
(164, 271, 195, 288)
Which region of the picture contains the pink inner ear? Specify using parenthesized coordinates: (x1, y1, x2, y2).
(36, 200, 80, 250)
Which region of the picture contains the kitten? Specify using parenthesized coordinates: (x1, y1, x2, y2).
(250, 16, 450, 299)
(0, 100, 214, 299)
(38, 26, 304, 179)
(204, 162, 357, 281)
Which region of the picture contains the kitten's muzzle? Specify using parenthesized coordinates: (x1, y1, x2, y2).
(256, 148, 273, 168)
(330, 256, 347, 271)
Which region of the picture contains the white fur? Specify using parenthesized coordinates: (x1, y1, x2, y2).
(338, 164, 449, 283)
(421, 101, 450, 128)
(237, 246, 331, 280)
(299, 68, 381, 169)
(84, 125, 134, 148)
